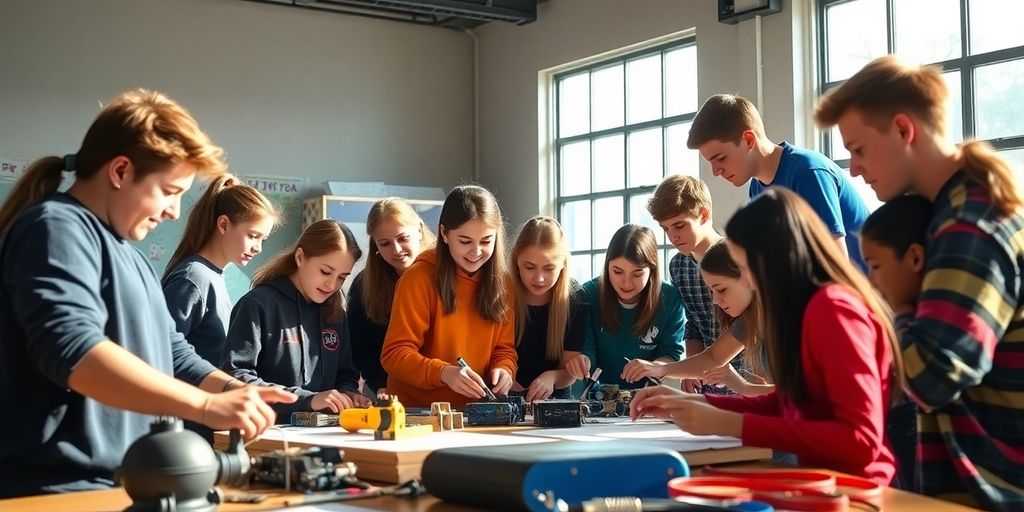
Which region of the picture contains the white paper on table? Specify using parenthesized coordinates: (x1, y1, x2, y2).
(510, 419, 742, 451)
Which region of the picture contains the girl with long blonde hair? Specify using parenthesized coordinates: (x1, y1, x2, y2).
(346, 197, 435, 394)
(508, 217, 586, 401)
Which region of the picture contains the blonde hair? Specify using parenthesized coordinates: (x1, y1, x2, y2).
(647, 175, 713, 222)
(362, 197, 437, 324)
(163, 174, 280, 280)
(436, 185, 511, 323)
(0, 89, 226, 234)
(815, 55, 1023, 213)
(510, 216, 574, 361)
(253, 219, 362, 323)
(686, 94, 766, 149)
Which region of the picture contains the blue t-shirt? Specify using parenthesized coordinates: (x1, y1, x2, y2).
(748, 142, 869, 270)
(0, 193, 216, 497)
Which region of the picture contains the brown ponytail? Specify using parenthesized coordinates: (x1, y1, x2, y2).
(0, 157, 65, 234)
(163, 174, 280, 280)
(960, 140, 1024, 214)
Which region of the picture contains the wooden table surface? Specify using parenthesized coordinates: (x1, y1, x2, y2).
(0, 472, 983, 512)
(0, 423, 984, 511)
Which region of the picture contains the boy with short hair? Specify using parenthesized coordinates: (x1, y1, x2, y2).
(687, 94, 869, 270)
(643, 175, 744, 393)
(859, 194, 934, 491)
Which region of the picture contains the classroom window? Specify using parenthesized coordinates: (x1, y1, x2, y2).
(554, 38, 699, 284)
(818, 0, 1024, 209)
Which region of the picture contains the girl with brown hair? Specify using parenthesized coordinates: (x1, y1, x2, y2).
(221, 219, 369, 415)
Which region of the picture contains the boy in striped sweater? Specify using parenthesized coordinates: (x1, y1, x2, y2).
(816, 55, 1024, 510)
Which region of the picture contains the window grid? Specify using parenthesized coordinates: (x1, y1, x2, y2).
(817, 0, 1024, 168)
(555, 37, 698, 283)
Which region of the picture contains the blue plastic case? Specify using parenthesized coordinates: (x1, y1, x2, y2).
(421, 441, 689, 511)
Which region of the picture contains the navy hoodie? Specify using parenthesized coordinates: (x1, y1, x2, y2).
(221, 276, 359, 416)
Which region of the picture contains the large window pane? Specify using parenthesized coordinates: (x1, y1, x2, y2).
(593, 134, 625, 192)
(825, 0, 887, 82)
(560, 141, 591, 196)
(893, 0, 960, 64)
(942, 70, 963, 142)
(666, 122, 699, 176)
(970, 0, 1024, 55)
(663, 248, 674, 282)
(830, 126, 850, 161)
(555, 40, 697, 283)
(592, 64, 624, 131)
(627, 128, 664, 188)
(626, 54, 662, 124)
(561, 200, 591, 251)
(974, 58, 1024, 140)
(629, 193, 665, 245)
(593, 196, 623, 250)
(998, 148, 1024, 190)
(999, 148, 1024, 174)
(846, 168, 884, 212)
(570, 254, 592, 284)
(559, 73, 589, 138)
(665, 45, 698, 117)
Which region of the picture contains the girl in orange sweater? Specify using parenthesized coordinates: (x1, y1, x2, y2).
(380, 185, 517, 407)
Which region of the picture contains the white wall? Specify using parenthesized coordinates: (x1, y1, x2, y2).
(0, 0, 474, 191)
(474, 0, 811, 230)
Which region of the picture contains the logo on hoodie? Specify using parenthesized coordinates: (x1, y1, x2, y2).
(322, 328, 340, 351)
(641, 326, 659, 345)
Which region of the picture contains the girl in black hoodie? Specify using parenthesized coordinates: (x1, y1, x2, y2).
(222, 219, 370, 416)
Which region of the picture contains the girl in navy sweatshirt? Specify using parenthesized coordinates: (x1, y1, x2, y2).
(163, 174, 279, 367)
(222, 219, 370, 416)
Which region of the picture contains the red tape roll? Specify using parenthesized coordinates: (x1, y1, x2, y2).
(668, 469, 884, 512)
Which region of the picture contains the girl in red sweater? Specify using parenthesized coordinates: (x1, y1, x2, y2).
(631, 188, 902, 485)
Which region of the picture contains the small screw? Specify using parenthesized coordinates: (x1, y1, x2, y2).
(569, 467, 578, 476)
(667, 467, 675, 477)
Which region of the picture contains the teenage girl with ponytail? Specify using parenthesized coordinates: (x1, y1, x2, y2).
(163, 174, 279, 366)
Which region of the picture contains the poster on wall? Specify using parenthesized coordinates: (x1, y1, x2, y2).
(1, 155, 29, 181)
(141, 173, 308, 301)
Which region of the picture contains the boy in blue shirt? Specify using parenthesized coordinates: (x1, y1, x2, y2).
(687, 94, 869, 270)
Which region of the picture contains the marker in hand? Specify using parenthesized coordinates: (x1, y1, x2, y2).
(577, 367, 603, 400)
(456, 356, 497, 401)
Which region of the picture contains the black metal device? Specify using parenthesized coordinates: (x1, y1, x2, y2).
(116, 417, 250, 512)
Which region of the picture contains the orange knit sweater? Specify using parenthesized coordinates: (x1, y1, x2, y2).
(380, 249, 516, 407)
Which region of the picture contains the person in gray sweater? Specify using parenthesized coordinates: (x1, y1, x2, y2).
(0, 89, 292, 498)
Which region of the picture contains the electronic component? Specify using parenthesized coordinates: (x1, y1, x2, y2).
(290, 411, 339, 427)
(533, 399, 584, 427)
(252, 447, 359, 492)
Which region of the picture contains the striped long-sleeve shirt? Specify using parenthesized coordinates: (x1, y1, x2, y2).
(897, 171, 1024, 510)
